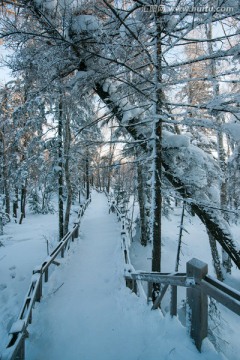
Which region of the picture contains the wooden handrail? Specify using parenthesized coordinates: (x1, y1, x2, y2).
(204, 275, 240, 301)
(2, 196, 91, 360)
(200, 278, 240, 316)
(125, 272, 192, 287)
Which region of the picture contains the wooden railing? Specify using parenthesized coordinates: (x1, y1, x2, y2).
(2, 196, 91, 360)
(106, 193, 145, 297)
(107, 193, 240, 352)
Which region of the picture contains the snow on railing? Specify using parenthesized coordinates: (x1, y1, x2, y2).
(2, 196, 91, 360)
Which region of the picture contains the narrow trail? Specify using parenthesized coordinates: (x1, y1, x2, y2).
(26, 192, 220, 360)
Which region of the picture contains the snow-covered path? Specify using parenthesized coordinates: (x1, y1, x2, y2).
(26, 192, 222, 360)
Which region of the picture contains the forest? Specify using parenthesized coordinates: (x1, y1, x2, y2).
(0, 1, 240, 357)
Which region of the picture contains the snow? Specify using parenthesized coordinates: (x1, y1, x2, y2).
(34, 0, 57, 11)
(163, 143, 221, 204)
(119, 18, 142, 38)
(223, 123, 240, 142)
(0, 210, 58, 351)
(9, 319, 25, 334)
(71, 15, 99, 33)
(163, 130, 190, 148)
(122, 105, 143, 124)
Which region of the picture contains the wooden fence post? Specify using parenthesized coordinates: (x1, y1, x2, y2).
(15, 337, 25, 360)
(78, 205, 83, 219)
(8, 321, 26, 360)
(33, 267, 42, 302)
(74, 223, 79, 238)
(170, 285, 177, 316)
(186, 258, 208, 351)
(19, 336, 25, 360)
(44, 267, 49, 282)
(125, 278, 137, 295)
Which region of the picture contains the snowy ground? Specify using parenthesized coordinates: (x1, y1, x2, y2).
(0, 192, 239, 359)
(0, 210, 58, 351)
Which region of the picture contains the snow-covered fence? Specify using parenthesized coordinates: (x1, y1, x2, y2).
(2, 196, 91, 360)
(125, 258, 240, 352)
(106, 192, 145, 297)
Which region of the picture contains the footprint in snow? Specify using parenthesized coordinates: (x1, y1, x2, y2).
(0, 283, 7, 291)
(10, 272, 16, 279)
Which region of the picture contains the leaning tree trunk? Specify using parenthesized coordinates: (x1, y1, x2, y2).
(175, 201, 185, 272)
(207, 229, 224, 281)
(206, 22, 232, 274)
(218, 131, 232, 273)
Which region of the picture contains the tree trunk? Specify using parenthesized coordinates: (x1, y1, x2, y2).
(58, 92, 64, 240)
(0, 93, 10, 216)
(175, 201, 185, 272)
(13, 187, 18, 218)
(19, 182, 27, 224)
(137, 163, 148, 246)
(2, 134, 10, 216)
(97, 168, 102, 191)
(107, 126, 115, 193)
(207, 230, 224, 281)
(151, 10, 163, 273)
(0, 214, 3, 236)
(63, 113, 72, 235)
(86, 153, 90, 200)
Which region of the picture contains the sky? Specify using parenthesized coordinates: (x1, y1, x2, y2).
(0, 45, 12, 85)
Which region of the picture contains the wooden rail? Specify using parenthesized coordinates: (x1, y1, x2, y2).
(107, 193, 240, 352)
(2, 196, 91, 360)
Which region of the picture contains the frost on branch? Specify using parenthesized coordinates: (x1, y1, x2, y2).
(163, 143, 221, 205)
(162, 130, 190, 149)
(223, 123, 240, 142)
(70, 15, 99, 35)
